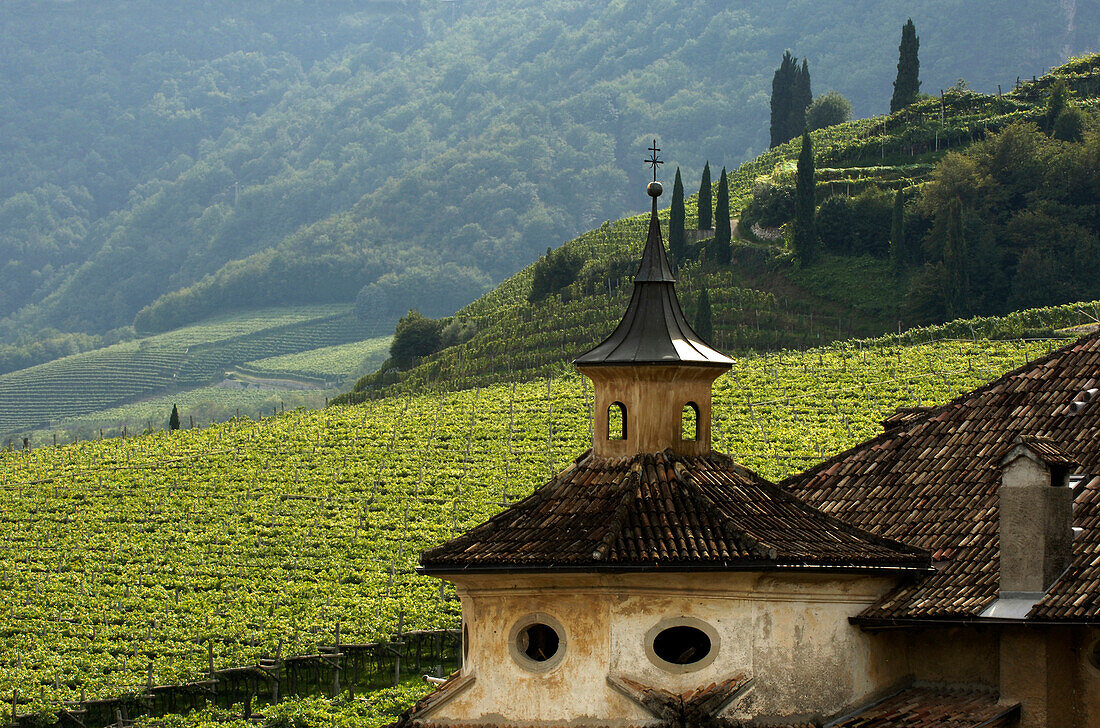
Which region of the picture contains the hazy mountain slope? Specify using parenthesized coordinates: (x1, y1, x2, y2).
(2, 0, 1095, 339)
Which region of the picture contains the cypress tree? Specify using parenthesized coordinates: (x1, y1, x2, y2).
(770, 52, 796, 148)
(694, 288, 714, 343)
(715, 167, 731, 263)
(697, 162, 712, 231)
(793, 133, 818, 263)
(669, 167, 686, 262)
(169, 404, 180, 431)
(790, 59, 812, 139)
(942, 197, 969, 317)
(890, 19, 921, 113)
(889, 188, 906, 275)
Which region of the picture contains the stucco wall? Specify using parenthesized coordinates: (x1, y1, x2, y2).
(425, 571, 900, 725)
(1081, 627, 1100, 728)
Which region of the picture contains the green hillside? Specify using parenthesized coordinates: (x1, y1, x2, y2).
(3, 0, 1096, 344)
(0, 317, 1074, 718)
(341, 55, 1100, 398)
(0, 306, 384, 436)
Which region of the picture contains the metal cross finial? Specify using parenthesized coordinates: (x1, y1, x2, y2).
(644, 139, 663, 182)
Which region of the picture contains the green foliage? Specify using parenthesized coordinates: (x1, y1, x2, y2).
(912, 116, 1100, 321)
(355, 265, 491, 324)
(137, 687, 434, 728)
(697, 162, 713, 231)
(817, 188, 892, 257)
(390, 311, 443, 369)
(1053, 106, 1089, 141)
(168, 404, 180, 431)
(669, 168, 686, 262)
(714, 168, 731, 262)
(890, 19, 921, 112)
(793, 133, 818, 263)
(528, 247, 582, 304)
(1045, 77, 1070, 130)
(890, 188, 906, 274)
(806, 92, 853, 131)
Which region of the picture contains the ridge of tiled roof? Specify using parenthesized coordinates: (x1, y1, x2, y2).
(783, 331, 1100, 622)
(419, 449, 928, 574)
(1010, 434, 1080, 467)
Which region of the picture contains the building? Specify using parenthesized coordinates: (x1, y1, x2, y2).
(391, 179, 1100, 727)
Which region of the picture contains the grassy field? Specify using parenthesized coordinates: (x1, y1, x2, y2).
(0, 328, 1062, 719)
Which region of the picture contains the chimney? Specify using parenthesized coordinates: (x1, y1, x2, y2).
(997, 436, 1076, 596)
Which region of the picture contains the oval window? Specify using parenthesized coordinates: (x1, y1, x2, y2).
(1089, 638, 1100, 672)
(653, 625, 711, 665)
(645, 617, 720, 673)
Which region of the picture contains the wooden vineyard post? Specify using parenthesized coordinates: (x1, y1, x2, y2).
(393, 611, 404, 686)
(332, 622, 341, 697)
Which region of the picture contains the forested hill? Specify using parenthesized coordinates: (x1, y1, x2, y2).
(2, 1, 1096, 344)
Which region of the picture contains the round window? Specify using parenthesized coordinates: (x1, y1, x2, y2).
(519, 622, 559, 662)
(508, 613, 566, 672)
(645, 617, 720, 673)
(1088, 637, 1100, 673)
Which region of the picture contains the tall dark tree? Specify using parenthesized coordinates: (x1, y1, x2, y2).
(694, 288, 714, 343)
(715, 167, 731, 263)
(697, 162, 712, 230)
(770, 51, 796, 148)
(793, 133, 818, 263)
(890, 188, 906, 275)
(669, 167, 686, 262)
(942, 197, 969, 317)
(168, 404, 180, 431)
(790, 59, 812, 139)
(890, 19, 921, 112)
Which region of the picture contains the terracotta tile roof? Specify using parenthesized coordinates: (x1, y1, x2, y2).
(419, 450, 928, 574)
(825, 686, 1018, 727)
(609, 673, 751, 722)
(783, 332, 1100, 622)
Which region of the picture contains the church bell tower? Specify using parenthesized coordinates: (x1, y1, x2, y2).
(574, 146, 732, 457)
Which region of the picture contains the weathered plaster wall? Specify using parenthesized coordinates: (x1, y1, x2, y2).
(999, 626, 1081, 728)
(426, 571, 900, 725)
(1080, 627, 1100, 728)
(903, 627, 999, 685)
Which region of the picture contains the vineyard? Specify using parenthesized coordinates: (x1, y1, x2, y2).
(345, 55, 1100, 398)
(238, 338, 393, 384)
(0, 307, 386, 437)
(0, 330, 1069, 721)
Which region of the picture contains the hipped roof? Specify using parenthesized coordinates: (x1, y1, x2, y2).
(419, 450, 928, 574)
(784, 331, 1100, 623)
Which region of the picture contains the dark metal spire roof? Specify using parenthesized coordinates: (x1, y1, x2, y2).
(574, 182, 733, 367)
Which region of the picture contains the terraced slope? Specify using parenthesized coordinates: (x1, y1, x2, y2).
(0, 306, 381, 435)
(343, 55, 1100, 397)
